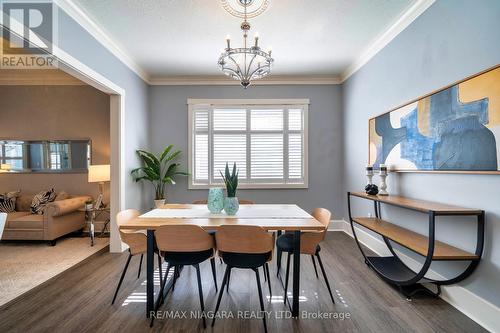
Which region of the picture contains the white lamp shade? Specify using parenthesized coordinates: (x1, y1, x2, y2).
(88, 165, 110, 183)
(0, 164, 12, 171)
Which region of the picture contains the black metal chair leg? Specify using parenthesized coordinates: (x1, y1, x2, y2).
(311, 255, 319, 278)
(264, 263, 267, 282)
(276, 248, 282, 277)
(226, 266, 231, 292)
(212, 266, 230, 327)
(150, 263, 172, 328)
(158, 264, 172, 307)
(137, 253, 143, 279)
(254, 268, 268, 333)
(157, 252, 163, 287)
(210, 257, 218, 292)
(316, 253, 335, 304)
(283, 252, 291, 304)
(194, 264, 207, 328)
(112, 253, 132, 305)
(265, 262, 272, 297)
(172, 265, 178, 291)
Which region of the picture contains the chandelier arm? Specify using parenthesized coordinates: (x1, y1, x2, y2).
(248, 63, 270, 80)
(221, 66, 242, 79)
(246, 53, 258, 78)
(226, 54, 245, 78)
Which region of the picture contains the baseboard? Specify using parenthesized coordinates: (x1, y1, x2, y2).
(328, 219, 500, 332)
(328, 220, 348, 231)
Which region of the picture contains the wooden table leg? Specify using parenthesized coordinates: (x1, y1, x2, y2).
(146, 230, 154, 318)
(292, 230, 301, 317)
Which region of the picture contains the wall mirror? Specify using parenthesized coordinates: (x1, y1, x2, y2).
(0, 140, 91, 173)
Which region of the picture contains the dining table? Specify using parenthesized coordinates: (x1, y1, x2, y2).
(119, 203, 325, 318)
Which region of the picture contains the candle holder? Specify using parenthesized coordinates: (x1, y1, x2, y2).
(365, 165, 379, 195)
(366, 165, 374, 185)
(378, 164, 389, 196)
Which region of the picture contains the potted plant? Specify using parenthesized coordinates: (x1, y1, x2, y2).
(131, 145, 188, 207)
(220, 162, 239, 215)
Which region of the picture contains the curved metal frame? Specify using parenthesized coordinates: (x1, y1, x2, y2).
(347, 192, 484, 291)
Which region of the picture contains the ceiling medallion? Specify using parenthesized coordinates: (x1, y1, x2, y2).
(220, 0, 270, 19)
(218, 0, 274, 88)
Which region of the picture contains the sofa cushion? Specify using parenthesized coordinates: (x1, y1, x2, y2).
(7, 213, 44, 229)
(55, 191, 70, 201)
(0, 190, 21, 213)
(16, 193, 34, 212)
(31, 188, 56, 215)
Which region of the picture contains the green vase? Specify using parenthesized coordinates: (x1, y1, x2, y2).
(224, 197, 239, 215)
(207, 188, 224, 214)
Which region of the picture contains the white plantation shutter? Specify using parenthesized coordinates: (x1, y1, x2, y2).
(251, 134, 283, 179)
(288, 133, 303, 179)
(189, 100, 308, 188)
(213, 134, 247, 179)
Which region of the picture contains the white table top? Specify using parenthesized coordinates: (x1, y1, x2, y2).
(139, 204, 312, 219)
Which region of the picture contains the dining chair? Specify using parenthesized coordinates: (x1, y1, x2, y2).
(153, 225, 218, 328)
(212, 225, 274, 333)
(111, 209, 163, 305)
(276, 207, 335, 304)
(192, 199, 255, 265)
(192, 199, 255, 204)
(0, 213, 6, 240)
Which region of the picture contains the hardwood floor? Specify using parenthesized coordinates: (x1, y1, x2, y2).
(0, 232, 485, 333)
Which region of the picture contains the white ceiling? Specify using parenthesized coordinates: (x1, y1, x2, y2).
(71, 0, 421, 80)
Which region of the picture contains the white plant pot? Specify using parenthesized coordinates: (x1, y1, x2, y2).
(154, 199, 166, 208)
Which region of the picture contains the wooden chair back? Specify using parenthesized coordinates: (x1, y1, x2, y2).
(116, 209, 146, 255)
(192, 199, 255, 204)
(215, 225, 273, 254)
(155, 225, 215, 252)
(300, 207, 331, 255)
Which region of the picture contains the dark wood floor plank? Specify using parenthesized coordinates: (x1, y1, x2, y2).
(0, 233, 486, 333)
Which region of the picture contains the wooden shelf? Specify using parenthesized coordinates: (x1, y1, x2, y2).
(350, 192, 482, 215)
(352, 217, 479, 260)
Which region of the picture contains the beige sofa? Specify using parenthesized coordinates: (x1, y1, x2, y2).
(2, 192, 92, 245)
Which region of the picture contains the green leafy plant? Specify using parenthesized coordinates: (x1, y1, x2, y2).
(131, 145, 188, 200)
(220, 162, 239, 197)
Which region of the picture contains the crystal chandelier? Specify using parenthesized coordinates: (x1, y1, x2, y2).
(218, 0, 274, 88)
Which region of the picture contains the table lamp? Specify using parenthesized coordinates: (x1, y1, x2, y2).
(88, 164, 110, 206)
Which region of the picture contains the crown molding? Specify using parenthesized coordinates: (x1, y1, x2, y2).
(340, 0, 435, 82)
(55, 0, 434, 86)
(149, 74, 341, 86)
(54, 0, 150, 83)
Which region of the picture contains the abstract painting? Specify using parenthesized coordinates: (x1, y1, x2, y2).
(369, 65, 500, 173)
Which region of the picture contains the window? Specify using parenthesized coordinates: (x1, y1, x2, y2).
(0, 140, 90, 172)
(188, 99, 309, 188)
(0, 141, 24, 170)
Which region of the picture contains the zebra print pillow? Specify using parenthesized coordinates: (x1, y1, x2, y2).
(0, 191, 20, 213)
(31, 188, 56, 215)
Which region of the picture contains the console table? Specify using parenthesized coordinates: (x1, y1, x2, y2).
(347, 191, 484, 298)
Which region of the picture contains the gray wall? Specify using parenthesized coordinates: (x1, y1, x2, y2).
(149, 85, 343, 217)
(55, 7, 150, 210)
(343, 0, 500, 306)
